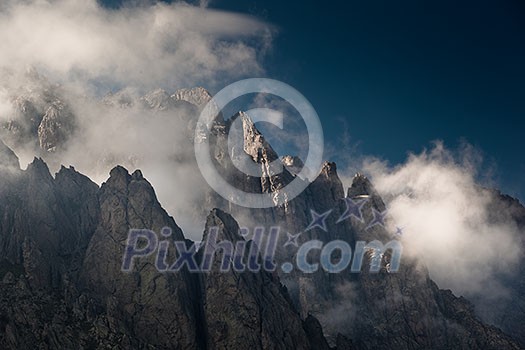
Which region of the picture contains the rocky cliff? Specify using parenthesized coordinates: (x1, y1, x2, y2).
(0, 85, 523, 349)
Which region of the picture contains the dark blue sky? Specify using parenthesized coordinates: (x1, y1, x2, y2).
(210, 0, 525, 201)
(103, 0, 525, 201)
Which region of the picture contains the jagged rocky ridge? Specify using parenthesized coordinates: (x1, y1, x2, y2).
(0, 84, 523, 349)
(0, 154, 327, 349)
(0, 149, 521, 348)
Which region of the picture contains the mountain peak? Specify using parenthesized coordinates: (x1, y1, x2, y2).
(131, 169, 143, 180)
(172, 86, 213, 109)
(233, 110, 279, 164)
(105, 165, 131, 192)
(348, 172, 386, 211)
(203, 208, 243, 243)
(109, 164, 130, 179)
(348, 173, 373, 195)
(141, 88, 174, 110)
(320, 161, 338, 177)
(282, 155, 304, 175)
(26, 157, 51, 177)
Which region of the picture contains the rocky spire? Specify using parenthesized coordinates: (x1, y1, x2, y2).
(80, 165, 201, 349)
(37, 100, 75, 152)
(197, 208, 315, 349)
(347, 172, 386, 211)
(237, 111, 279, 163)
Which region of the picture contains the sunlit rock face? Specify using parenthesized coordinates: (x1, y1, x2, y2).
(172, 86, 213, 110)
(282, 154, 304, 176)
(37, 100, 75, 152)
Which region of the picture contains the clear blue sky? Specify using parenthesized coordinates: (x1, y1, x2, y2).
(104, 0, 525, 201)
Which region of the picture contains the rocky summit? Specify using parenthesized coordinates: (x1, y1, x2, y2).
(0, 86, 523, 350)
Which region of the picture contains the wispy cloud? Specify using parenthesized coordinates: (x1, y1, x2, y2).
(0, 0, 274, 91)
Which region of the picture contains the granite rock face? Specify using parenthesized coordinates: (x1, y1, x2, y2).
(0, 157, 97, 291)
(197, 208, 314, 350)
(80, 166, 202, 349)
(0, 150, 329, 349)
(2, 74, 76, 153)
(37, 100, 75, 152)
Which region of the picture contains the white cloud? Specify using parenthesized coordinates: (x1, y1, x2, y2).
(0, 0, 274, 91)
(362, 141, 522, 299)
(0, 88, 13, 117)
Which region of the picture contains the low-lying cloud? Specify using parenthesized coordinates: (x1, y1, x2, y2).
(361, 142, 522, 300)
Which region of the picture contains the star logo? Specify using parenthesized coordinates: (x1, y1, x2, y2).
(394, 226, 404, 236)
(284, 232, 302, 247)
(366, 208, 388, 230)
(305, 209, 332, 232)
(337, 197, 367, 224)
